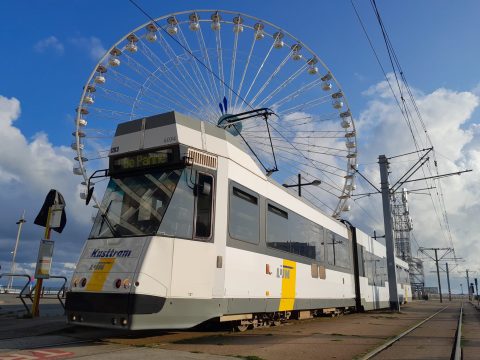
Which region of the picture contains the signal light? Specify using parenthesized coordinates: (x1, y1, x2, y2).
(114, 279, 122, 289)
(80, 278, 87, 287)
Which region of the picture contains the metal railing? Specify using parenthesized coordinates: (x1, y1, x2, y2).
(48, 275, 67, 309)
(1, 273, 68, 314)
(0, 273, 32, 315)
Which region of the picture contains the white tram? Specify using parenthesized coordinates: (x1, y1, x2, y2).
(66, 111, 411, 329)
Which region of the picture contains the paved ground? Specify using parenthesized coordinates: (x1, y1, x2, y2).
(1, 296, 479, 360)
(373, 305, 459, 359)
(462, 301, 480, 359)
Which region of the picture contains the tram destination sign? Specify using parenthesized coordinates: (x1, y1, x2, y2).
(110, 146, 180, 174)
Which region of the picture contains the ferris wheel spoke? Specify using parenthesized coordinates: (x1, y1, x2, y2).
(229, 30, 240, 105)
(96, 87, 166, 113)
(277, 94, 332, 115)
(155, 31, 215, 110)
(142, 77, 203, 115)
(135, 41, 207, 113)
(271, 152, 344, 193)
(107, 68, 188, 114)
(148, 46, 208, 113)
(248, 141, 348, 177)
(248, 136, 348, 156)
(268, 76, 321, 109)
(148, 33, 207, 105)
(249, 50, 292, 107)
(249, 138, 349, 163)
(197, 23, 222, 103)
(268, 123, 344, 192)
(302, 188, 336, 213)
(233, 32, 256, 110)
(120, 51, 201, 112)
(215, 26, 226, 97)
(239, 40, 276, 113)
(88, 107, 139, 121)
(176, 25, 218, 110)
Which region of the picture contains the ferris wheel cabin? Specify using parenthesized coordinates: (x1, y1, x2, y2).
(66, 111, 411, 330)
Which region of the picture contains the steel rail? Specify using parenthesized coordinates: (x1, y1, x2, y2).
(451, 302, 463, 360)
(360, 306, 449, 360)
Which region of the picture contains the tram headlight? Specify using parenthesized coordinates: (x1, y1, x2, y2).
(80, 278, 87, 287)
(72, 278, 79, 287)
(123, 279, 131, 289)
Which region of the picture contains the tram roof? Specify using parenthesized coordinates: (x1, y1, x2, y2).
(110, 110, 263, 175)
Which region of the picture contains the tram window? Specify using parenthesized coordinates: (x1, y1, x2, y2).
(325, 230, 350, 268)
(194, 173, 214, 239)
(229, 186, 260, 244)
(363, 251, 382, 286)
(89, 169, 182, 239)
(158, 170, 194, 239)
(266, 203, 325, 262)
(357, 245, 365, 277)
(288, 213, 318, 260)
(266, 204, 290, 250)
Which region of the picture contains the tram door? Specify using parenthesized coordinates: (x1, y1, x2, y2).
(170, 171, 216, 298)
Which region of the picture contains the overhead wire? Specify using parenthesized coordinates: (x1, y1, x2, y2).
(351, 0, 456, 251)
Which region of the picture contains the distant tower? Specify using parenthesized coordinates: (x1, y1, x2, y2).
(392, 189, 412, 261)
(392, 188, 424, 298)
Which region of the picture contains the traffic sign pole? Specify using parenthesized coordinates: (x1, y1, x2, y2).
(31, 207, 52, 317)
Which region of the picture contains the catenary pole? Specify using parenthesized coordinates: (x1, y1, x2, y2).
(466, 269, 471, 300)
(379, 155, 399, 311)
(446, 263, 452, 301)
(434, 249, 442, 303)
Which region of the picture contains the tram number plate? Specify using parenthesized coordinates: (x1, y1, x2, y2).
(89, 262, 106, 271)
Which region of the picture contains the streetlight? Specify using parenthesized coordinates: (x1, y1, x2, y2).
(282, 173, 321, 197)
(8, 211, 26, 291)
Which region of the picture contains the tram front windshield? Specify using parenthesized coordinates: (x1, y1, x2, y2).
(89, 169, 182, 238)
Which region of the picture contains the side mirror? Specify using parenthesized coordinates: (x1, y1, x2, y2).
(86, 186, 95, 205)
(201, 182, 211, 196)
(193, 180, 212, 197)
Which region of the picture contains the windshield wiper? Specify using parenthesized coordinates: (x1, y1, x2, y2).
(99, 200, 120, 237)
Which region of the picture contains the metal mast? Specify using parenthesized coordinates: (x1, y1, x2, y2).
(8, 210, 26, 290)
(391, 188, 425, 298)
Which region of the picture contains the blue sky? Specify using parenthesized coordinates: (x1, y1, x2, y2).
(1, 0, 479, 292)
(2, 0, 479, 143)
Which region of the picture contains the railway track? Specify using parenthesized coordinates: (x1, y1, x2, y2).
(360, 303, 464, 360)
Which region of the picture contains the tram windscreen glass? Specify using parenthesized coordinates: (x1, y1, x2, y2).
(89, 169, 182, 238)
(110, 147, 178, 174)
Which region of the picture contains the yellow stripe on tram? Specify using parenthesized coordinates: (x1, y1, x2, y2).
(86, 258, 116, 291)
(279, 259, 297, 311)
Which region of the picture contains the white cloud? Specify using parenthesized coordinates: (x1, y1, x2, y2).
(69, 36, 106, 61)
(34, 36, 64, 55)
(0, 95, 91, 284)
(349, 76, 480, 291)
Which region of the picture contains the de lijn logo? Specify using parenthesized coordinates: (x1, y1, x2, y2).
(90, 248, 132, 258)
(276, 264, 293, 279)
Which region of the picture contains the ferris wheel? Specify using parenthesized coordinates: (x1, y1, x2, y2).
(72, 9, 357, 218)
